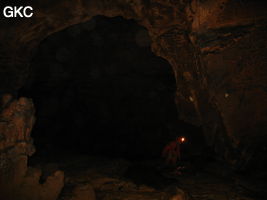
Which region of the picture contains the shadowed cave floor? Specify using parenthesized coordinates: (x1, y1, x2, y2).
(30, 154, 266, 200)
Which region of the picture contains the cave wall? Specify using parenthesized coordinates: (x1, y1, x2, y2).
(188, 0, 267, 168)
(0, 2, 267, 194)
(0, 95, 64, 200)
(0, 96, 35, 197)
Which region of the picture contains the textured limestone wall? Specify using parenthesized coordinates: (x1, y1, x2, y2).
(188, 0, 267, 168)
(0, 95, 64, 199)
(0, 95, 35, 196)
(0, 0, 266, 173)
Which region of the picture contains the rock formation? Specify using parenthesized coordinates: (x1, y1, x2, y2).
(0, 95, 64, 200)
(0, 0, 266, 198)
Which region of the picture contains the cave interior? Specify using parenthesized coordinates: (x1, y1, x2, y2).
(0, 1, 267, 200)
(20, 16, 206, 161)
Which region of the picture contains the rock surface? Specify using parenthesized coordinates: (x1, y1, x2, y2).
(0, 0, 266, 177)
(0, 96, 64, 200)
(0, 95, 35, 198)
(42, 155, 263, 200)
(19, 169, 64, 200)
(62, 184, 96, 200)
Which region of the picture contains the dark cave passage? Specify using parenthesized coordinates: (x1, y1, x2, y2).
(0, 1, 267, 200)
(19, 16, 206, 160)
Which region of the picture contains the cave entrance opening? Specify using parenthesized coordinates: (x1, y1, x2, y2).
(19, 16, 204, 162)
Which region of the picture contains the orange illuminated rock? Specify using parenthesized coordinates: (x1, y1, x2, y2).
(0, 96, 64, 200)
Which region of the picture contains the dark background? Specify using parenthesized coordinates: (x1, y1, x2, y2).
(19, 16, 206, 160)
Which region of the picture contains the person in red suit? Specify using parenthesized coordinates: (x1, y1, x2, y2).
(162, 136, 186, 166)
